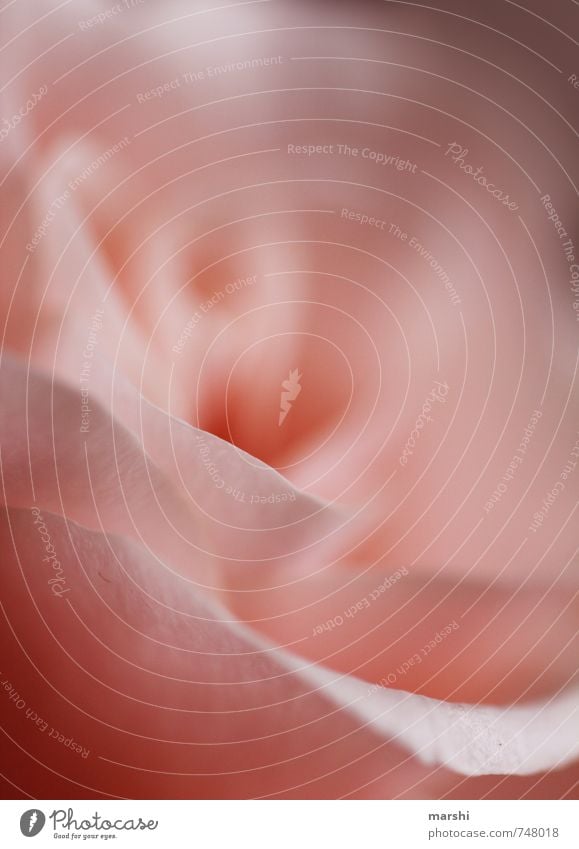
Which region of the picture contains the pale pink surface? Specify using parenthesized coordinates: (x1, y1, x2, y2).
(0, 0, 577, 798)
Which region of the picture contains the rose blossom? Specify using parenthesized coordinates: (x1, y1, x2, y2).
(0, 0, 577, 799)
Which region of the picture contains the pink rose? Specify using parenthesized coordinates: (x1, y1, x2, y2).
(0, 0, 577, 799)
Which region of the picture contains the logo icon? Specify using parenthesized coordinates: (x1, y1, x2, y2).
(278, 369, 302, 426)
(20, 810, 45, 837)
